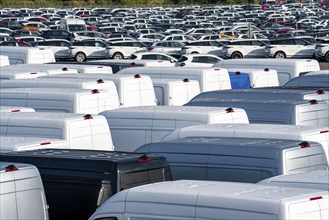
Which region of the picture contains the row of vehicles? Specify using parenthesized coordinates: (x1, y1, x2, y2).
(0, 2, 329, 220)
(0, 3, 329, 62)
(0, 55, 328, 219)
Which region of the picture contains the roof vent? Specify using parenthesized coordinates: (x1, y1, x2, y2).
(91, 89, 99, 94)
(138, 154, 151, 163)
(62, 67, 68, 71)
(84, 114, 93, 120)
(97, 79, 104, 84)
(225, 107, 234, 113)
(5, 164, 19, 172)
(299, 141, 310, 148)
(134, 74, 141, 78)
(183, 78, 189, 82)
(235, 71, 241, 75)
(264, 68, 269, 72)
(309, 100, 318, 105)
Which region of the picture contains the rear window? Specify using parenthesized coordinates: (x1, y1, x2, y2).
(119, 159, 171, 190)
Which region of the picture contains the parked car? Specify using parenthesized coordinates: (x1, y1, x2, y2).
(106, 40, 148, 59)
(181, 40, 227, 57)
(36, 39, 72, 60)
(69, 40, 109, 62)
(223, 39, 268, 58)
(265, 38, 316, 58)
(148, 40, 185, 58)
(176, 53, 223, 67)
(40, 29, 74, 41)
(128, 51, 177, 62)
(72, 31, 106, 41)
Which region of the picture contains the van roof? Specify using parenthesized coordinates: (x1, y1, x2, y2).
(1, 149, 165, 165)
(138, 137, 325, 161)
(100, 106, 246, 120)
(0, 112, 101, 123)
(0, 106, 35, 112)
(0, 136, 67, 153)
(193, 88, 328, 101)
(96, 180, 328, 216)
(0, 87, 110, 96)
(214, 58, 319, 67)
(0, 161, 40, 182)
(259, 170, 329, 186)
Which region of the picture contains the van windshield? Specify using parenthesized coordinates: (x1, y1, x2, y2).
(119, 159, 171, 191)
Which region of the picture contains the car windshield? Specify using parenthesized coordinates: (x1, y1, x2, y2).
(68, 25, 86, 32)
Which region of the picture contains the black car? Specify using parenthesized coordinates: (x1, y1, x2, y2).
(0, 20, 21, 30)
(40, 29, 74, 41)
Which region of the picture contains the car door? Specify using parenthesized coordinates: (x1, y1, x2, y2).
(249, 40, 266, 58)
(132, 41, 147, 54)
(93, 41, 107, 58)
(294, 39, 315, 58)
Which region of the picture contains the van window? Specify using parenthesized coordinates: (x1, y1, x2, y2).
(119, 162, 171, 190)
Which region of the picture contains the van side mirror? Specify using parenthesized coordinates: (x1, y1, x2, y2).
(96, 180, 113, 207)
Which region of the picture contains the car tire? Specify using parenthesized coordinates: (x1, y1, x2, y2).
(231, 52, 243, 59)
(274, 51, 286, 59)
(191, 51, 199, 54)
(325, 52, 329, 62)
(112, 52, 124, 60)
(75, 52, 86, 62)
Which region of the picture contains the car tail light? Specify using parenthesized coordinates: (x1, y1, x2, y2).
(317, 90, 324, 95)
(97, 79, 104, 84)
(310, 196, 322, 201)
(134, 74, 141, 78)
(11, 109, 20, 112)
(225, 107, 234, 113)
(40, 142, 51, 145)
(147, 47, 154, 51)
(91, 89, 99, 94)
(320, 130, 328, 134)
(183, 78, 189, 82)
(309, 100, 318, 105)
(84, 114, 93, 120)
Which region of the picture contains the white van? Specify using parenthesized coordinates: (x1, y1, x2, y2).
(1, 63, 79, 75)
(117, 67, 231, 92)
(284, 74, 329, 89)
(191, 88, 329, 102)
(0, 106, 35, 113)
(46, 63, 113, 74)
(42, 73, 157, 108)
(0, 70, 47, 81)
(99, 106, 249, 152)
(0, 162, 49, 220)
(60, 18, 86, 32)
(0, 78, 119, 99)
(258, 170, 329, 191)
(163, 123, 329, 162)
(0, 87, 119, 114)
(0, 136, 67, 153)
(213, 58, 320, 85)
(0, 112, 114, 151)
(0, 55, 9, 66)
(227, 68, 279, 88)
(186, 98, 329, 126)
(89, 180, 329, 220)
(136, 137, 328, 182)
(88, 59, 176, 67)
(152, 78, 201, 106)
(0, 46, 55, 64)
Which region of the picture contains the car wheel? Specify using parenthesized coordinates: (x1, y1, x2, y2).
(325, 52, 329, 62)
(191, 51, 199, 54)
(231, 52, 243, 59)
(75, 52, 86, 62)
(274, 51, 286, 59)
(113, 52, 124, 60)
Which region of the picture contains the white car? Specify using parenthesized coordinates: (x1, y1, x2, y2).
(223, 39, 268, 59)
(265, 38, 316, 58)
(176, 54, 223, 67)
(106, 40, 148, 59)
(315, 40, 329, 62)
(137, 33, 165, 42)
(72, 31, 106, 41)
(148, 40, 185, 57)
(181, 40, 227, 57)
(36, 39, 72, 60)
(128, 51, 177, 62)
(162, 34, 195, 42)
(69, 40, 109, 62)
